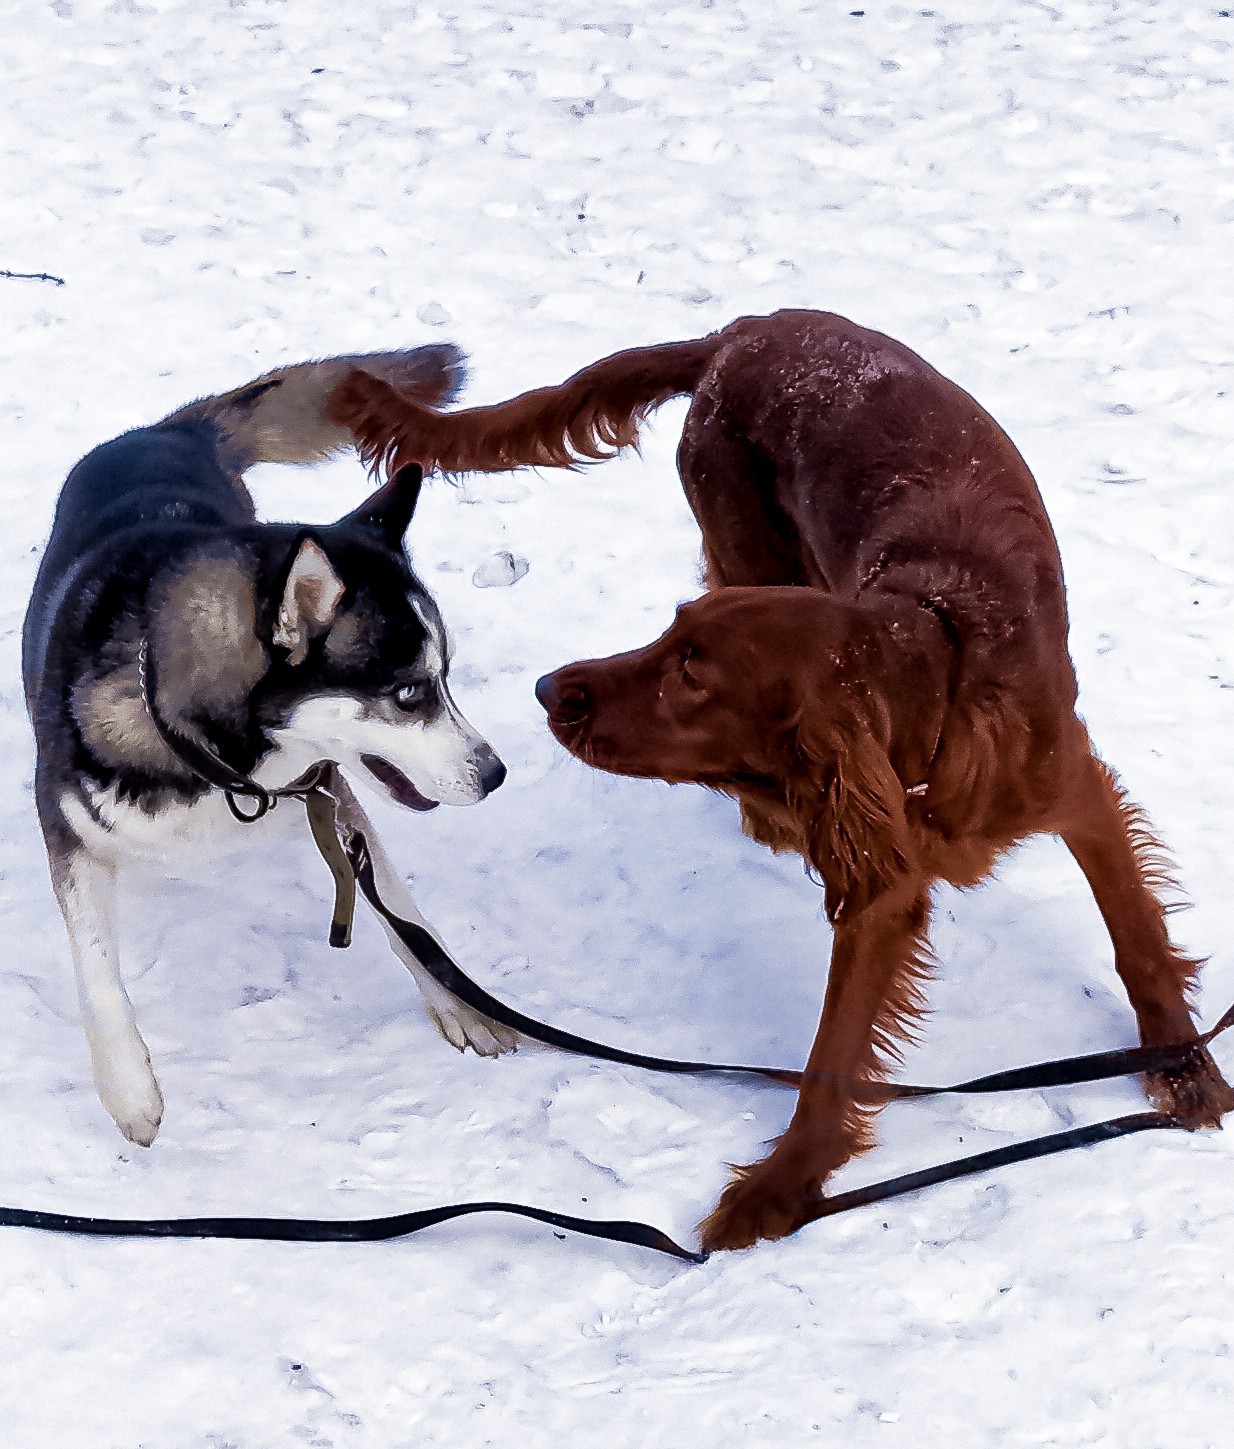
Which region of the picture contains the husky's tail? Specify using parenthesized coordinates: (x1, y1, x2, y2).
(326, 335, 721, 478)
(160, 343, 467, 473)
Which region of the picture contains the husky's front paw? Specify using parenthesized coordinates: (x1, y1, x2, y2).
(94, 1053, 165, 1146)
(419, 980, 518, 1058)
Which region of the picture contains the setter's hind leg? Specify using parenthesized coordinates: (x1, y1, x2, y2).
(677, 404, 808, 590)
(1061, 753, 1233, 1126)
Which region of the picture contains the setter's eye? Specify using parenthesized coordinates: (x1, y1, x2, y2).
(680, 645, 704, 689)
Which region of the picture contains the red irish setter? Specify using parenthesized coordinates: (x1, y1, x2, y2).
(329, 310, 1233, 1251)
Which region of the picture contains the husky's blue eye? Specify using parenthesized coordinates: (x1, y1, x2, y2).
(393, 681, 432, 711)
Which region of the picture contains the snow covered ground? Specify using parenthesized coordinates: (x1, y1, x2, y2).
(3, 0, 1234, 1443)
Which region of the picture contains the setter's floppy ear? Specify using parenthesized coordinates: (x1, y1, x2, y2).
(788, 712, 915, 923)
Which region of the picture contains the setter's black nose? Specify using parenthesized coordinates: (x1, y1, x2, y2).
(535, 672, 593, 724)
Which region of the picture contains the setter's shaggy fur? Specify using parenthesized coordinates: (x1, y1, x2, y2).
(330, 310, 1233, 1251)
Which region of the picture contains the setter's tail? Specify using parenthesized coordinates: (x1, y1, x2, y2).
(326, 335, 721, 478)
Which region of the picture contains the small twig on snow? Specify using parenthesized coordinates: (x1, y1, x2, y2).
(2, 269, 66, 286)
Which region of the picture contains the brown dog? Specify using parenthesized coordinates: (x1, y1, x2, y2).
(330, 310, 1233, 1250)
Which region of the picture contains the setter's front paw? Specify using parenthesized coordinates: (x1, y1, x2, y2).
(1148, 1048, 1234, 1129)
(698, 1161, 822, 1253)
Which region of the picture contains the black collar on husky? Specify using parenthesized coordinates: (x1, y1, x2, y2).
(138, 636, 279, 822)
(63, 687, 1234, 1260)
(138, 644, 356, 945)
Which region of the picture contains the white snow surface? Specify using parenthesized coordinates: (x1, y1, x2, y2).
(4, 1, 1234, 1444)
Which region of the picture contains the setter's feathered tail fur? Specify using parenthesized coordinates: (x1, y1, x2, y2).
(326, 336, 721, 478)
(167, 344, 466, 474)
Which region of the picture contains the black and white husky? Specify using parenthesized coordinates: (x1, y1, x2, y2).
(23, 345, 515, 1147)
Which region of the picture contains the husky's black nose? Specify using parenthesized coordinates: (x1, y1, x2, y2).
(535, 673, 592, 724)
(476, 744, 507, 796)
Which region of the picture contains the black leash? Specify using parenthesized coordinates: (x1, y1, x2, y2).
(0, 1112, 1183, 1265)
(342, 818, 1229, 1246)
(0, 1201, 706, 1263)
(800, 1112, 1180, 1225)
(342, 824, 1234, 1104)
(8, 760, 1226, 1262)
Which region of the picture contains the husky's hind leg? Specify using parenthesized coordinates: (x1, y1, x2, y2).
(51, 838, 165, 1145)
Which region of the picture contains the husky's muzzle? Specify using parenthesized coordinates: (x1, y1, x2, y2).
(263, 686, 506, 811)
(361, 744, 506, 810)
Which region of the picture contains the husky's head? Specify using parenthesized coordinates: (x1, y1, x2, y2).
(250, 466, 505, 808)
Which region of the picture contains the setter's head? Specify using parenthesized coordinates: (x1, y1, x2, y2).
(536, 588, 847, 782)
(536, 587, 942, 919)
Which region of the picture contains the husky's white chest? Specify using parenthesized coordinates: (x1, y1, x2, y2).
(60, 781, 298, 872)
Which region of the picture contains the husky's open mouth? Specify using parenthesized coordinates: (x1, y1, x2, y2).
(360, 753, 440, 811)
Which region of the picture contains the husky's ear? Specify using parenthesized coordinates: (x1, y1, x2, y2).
(274, 537, 346, 666)
(336, 464, 424, 546)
